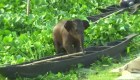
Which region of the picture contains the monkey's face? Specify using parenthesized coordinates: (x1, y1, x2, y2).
(120, 0, 135, 7)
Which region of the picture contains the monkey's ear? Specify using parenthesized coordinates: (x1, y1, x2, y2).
(64, 20, 73, 32)
(82, 20, 89, 29)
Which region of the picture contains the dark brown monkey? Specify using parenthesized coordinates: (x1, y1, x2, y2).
(120, 0, 135, 7)
(53, 19, 89, 54)
(120, 0, 140, 14)
(120, 0, 140, 7)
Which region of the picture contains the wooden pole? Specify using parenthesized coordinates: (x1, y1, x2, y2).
(27, 0, 30, 16)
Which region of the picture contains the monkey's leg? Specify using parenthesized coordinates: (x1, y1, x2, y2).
(54, 41, 64, 54)
(74, 42, 83, 52)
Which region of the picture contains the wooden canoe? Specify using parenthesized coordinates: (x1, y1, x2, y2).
(0, 34, 137, 79)
(87, 3, 140, 22)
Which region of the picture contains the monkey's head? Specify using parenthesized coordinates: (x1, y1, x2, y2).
(120, 0, 135, 7)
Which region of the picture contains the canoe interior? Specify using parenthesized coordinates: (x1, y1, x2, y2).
(85, 38, 125, 52)
(107, 39, 125, 46)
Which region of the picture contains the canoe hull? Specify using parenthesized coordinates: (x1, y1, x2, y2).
(0, 34, 137, 79)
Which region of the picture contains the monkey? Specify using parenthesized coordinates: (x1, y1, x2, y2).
(120, 0, 140, 7)
(120, 0, 140, 14)
(120, 0, 135, 7)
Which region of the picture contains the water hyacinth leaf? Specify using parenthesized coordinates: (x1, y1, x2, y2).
(3, 35, 13, 43)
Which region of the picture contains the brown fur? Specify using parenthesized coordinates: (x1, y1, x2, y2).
(53, 19, 89, 54)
